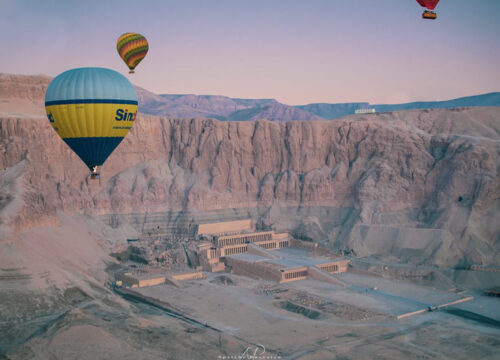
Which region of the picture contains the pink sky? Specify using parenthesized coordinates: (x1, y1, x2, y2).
(1, 0, 499, 105)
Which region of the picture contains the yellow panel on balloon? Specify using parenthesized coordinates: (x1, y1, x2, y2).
(45, 103, 138, 139)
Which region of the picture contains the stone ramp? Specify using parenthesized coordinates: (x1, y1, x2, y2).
(308, 266, 347, 287)
(247, 243, 280, 259)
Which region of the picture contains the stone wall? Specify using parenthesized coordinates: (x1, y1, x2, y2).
(171, 272, 205, 281)
(280, 267, 308, 283)
(138, 277, 166, 287)
(224, 257, 282, 282)
(317, 260, 349, 274)
(221, 244, 248, 256)
(217, 231, 273, 247)
(197, 220, 252, 236)
(115, 273, 166, 288)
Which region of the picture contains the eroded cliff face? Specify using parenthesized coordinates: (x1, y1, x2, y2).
(1, 106, 500, 266)
(0, 74, 49, 117)
(1, 73, 499, 266)
(4, 109, 500, 209)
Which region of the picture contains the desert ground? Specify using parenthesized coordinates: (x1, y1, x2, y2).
(1, 212, 499, 360)
(131, 265, 500, 359)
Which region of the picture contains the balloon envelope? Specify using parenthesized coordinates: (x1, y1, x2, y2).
(45, 67, 138, 171)
(416, 0, 440, 10)
(117, 33, 149, 73)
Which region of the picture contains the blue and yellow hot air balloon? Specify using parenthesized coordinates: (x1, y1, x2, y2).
(45, 67, 138, 179)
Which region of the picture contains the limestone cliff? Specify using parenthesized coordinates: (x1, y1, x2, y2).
(0, 74, 499, 267)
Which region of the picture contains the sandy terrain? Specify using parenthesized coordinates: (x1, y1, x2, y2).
(134, 271, 500, 359)
(0, 212, 498, 359)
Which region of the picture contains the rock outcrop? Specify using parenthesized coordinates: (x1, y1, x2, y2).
(1, 74, 499, 267)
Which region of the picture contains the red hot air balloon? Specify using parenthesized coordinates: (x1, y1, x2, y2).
(416, 0, 440, 19)
(416, 0, 440, 10)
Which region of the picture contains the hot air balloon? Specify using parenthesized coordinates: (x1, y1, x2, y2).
(45, 68, 138, 179)
(116, 33, 149, 74)
(416, 0, 440, 19)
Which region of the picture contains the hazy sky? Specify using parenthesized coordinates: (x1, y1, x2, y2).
(1, 0, 499, 105)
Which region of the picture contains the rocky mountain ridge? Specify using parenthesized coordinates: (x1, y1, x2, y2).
(2, 73, 499, 121)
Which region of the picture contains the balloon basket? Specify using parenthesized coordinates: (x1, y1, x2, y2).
(91, 166, 100, 180)
(129, 70, 135, 74)
(422, 10, 437, 19)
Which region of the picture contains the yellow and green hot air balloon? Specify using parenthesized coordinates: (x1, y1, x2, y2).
(117, 32, 149, 74)
(45, 67, 138, 179)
